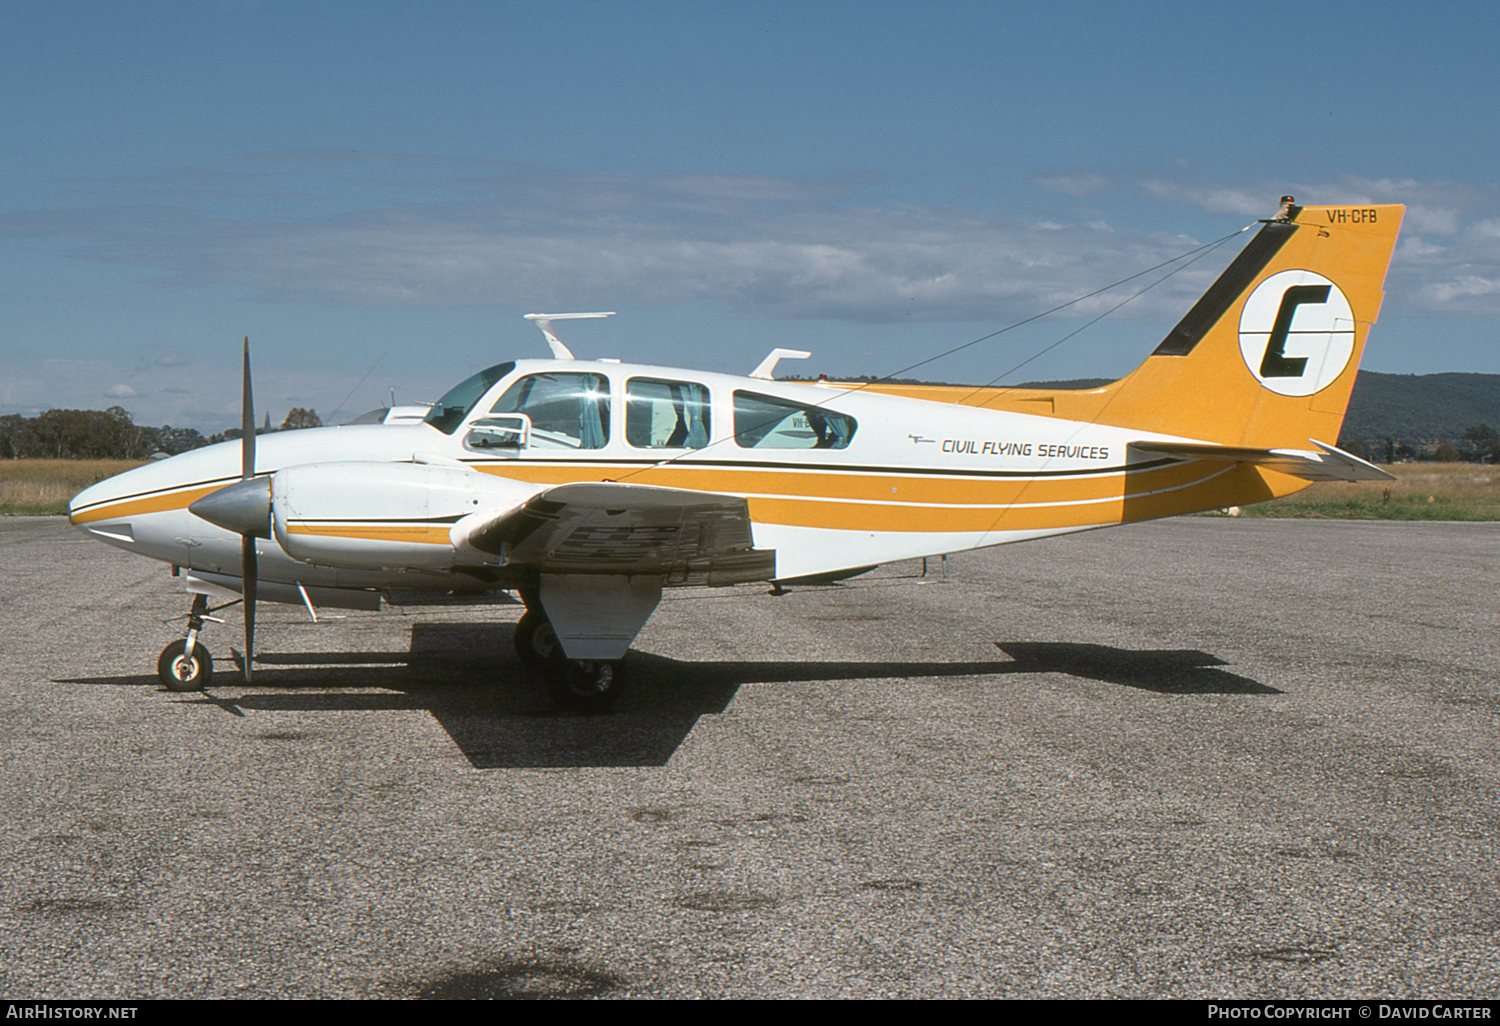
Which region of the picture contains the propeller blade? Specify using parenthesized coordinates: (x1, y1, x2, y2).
(241, 336, 255, 481)
(240, 336, 256, 682)
(242, 535, 257, 683)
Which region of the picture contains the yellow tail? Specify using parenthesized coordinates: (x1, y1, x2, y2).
(859, 200, 1405, 453)
(1085, 200, 1405, 447)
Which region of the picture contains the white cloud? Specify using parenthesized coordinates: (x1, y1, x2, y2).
(1398, 237, 1448, 259)
(9, 155, 1500, 330)
(104, 384, 139, 398)
(1031, 171, 1114, 198)
(1143, 173, 1500, 317)
(1142, 174, 1491, 233)
(0, 156, 1242, 329)
(1141, 180, 1272, 218)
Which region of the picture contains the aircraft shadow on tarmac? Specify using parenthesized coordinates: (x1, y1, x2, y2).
(58, 624, 1274, 769)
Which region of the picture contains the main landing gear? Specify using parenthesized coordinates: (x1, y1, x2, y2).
(153, 587, 629, 712)
(157, 593, 221, 692)
(512, 607, 627, 714)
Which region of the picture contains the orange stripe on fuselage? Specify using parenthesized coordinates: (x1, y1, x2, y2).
(68, 459, 1305, 540)
(471, 459, 1302, 532)
(283, 523, 453, 545)
(68, 484, 225, 526)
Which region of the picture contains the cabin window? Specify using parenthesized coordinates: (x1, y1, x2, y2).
(625, 378, 711, 449)
(732, 390, 856, 450)
(423, 362, 515, 434)
(488, 372, 611, 449)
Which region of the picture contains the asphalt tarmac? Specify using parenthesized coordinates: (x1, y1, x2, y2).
(1, 514, 1497, 999)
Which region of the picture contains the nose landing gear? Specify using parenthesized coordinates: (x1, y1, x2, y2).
(158, 638, 213, 691)
(157, 593, 227, 692)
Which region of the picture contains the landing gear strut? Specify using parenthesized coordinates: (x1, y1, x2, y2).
(158, 593, 219, 691)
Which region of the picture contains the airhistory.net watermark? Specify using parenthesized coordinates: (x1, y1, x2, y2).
(5, 1008, 138, 1020)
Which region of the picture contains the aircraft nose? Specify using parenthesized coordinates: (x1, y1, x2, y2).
(189, 477, 272, 538)
(67, 483, 97, 525)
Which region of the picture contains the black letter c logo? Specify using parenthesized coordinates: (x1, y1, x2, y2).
(1260, 284, 1331, 378)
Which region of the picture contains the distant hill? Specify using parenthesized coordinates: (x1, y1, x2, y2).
(1340, 371, 1500, 445)
(1012, 378, 1113, 390)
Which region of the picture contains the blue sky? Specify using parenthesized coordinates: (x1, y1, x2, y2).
(3, 0, 1498, 431)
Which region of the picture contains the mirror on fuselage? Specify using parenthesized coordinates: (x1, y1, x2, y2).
(465, 414, 531, 450)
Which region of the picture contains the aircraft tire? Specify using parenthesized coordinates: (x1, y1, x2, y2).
(158, 639, 213, 692)
(513, 611, 561, 671)
(544, 659, 627, 714)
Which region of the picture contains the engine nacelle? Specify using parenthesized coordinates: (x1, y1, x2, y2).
(270, 461, 540, 570)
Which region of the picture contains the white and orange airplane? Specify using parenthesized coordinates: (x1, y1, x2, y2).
(69, 198, 1404, 711)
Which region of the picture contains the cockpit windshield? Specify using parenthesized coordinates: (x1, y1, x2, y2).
(422, 362, 515, 434)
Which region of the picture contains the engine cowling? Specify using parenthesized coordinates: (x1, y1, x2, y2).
(266, 461, 541, 570)
(190, 459, 543, 572)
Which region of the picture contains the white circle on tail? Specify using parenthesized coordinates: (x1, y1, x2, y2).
(1238, 269, 1355, 397)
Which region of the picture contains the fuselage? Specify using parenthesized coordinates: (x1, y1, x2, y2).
(69, 355, 1273, 598)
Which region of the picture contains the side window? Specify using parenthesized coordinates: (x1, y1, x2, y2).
(732, 390, 857, 450)
(626, 378, 711, 449)
(488, 372, 610, 449)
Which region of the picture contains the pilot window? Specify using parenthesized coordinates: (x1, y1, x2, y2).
(423, 361, 515, 434)
(488, 372, 611, 449)
(732, 390, 857, 449)
(625, 378, 711, 449)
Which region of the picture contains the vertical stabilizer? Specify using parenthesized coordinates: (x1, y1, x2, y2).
(1091, 201, 1404, 447)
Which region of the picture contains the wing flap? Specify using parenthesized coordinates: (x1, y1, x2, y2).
(1129, 439, 1395, 482)
(464, 480, 776, 585)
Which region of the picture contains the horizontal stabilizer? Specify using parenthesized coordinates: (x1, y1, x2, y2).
(1129, 439, 1395, 483)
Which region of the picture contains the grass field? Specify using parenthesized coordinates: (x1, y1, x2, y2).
(4, 459, 1498, 521)
(1231, 463, 1500, 521)
(0, 460, 147, 516)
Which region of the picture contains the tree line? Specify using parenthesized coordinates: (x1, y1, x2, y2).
(1339, 423, 1500, 464)
(0, 407, 322, 460)
(3, 396, 1493, 464)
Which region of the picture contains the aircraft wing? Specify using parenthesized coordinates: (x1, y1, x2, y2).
(461, 480, 777, 586)
(1129, 439, 1395, 483)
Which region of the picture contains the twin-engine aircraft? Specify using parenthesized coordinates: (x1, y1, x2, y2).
(69, 198, 1405, 711)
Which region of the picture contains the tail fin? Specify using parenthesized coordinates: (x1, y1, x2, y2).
(1091, 200, 1405, 448)
(846, 200, 1405, 459)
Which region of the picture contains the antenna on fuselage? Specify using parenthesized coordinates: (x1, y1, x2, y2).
(524, 311, 616, 360)
(750, 348, 812, 380)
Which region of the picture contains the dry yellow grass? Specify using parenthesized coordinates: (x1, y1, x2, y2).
(1241, 463, 1500, 520)
(0, 459, 146, 515)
